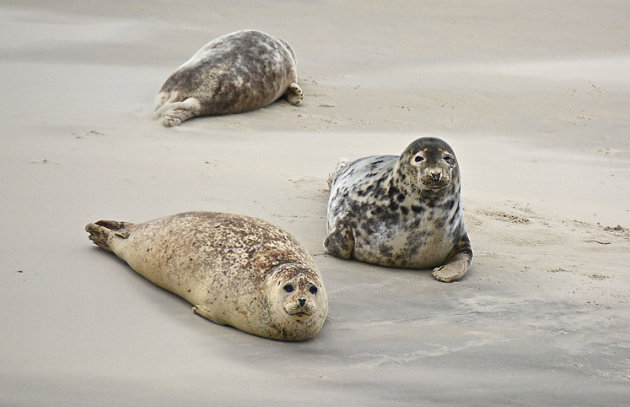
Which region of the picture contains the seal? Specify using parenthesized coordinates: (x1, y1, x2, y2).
(85, 212, 327, 341)
(324, 137, 473, 282)
(154, 29, 303, 127)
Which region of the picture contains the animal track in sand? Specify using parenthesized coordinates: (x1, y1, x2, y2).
(477, 209, 530, 224)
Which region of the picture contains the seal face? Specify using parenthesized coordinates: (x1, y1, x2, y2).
(86, 212, 327, 341)
(324, 137, 473, 282)
(154, 29, 304, 127)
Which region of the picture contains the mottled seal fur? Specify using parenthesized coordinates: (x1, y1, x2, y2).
(324, 137, 473, 282)
(154, 29, 303, 126)
(86, 212, 327, 341)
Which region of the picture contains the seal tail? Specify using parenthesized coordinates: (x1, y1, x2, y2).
(85, 220, 133, 253)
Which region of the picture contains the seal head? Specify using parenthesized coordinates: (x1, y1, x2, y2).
(265, 263, 328, 340)
(395, 137, 459, 193)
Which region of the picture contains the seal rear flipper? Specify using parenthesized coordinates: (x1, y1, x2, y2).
(153, 90, 181, 118)
(85, 220, 133, 253)
(153, 91, 170, 115)
(326, 158, 350, 189)
(156, 97, 202, 127)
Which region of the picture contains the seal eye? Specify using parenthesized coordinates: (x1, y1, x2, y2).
(413, 155, 424, 163)
(443, 155, 454, 163)
(309, 286, 318, 295)
(283, 284, 294, 293)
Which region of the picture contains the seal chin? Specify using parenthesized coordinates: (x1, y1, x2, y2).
(418, 178, 449, 191)
(421, 182, 449, 191)
(285, 304, 315, 320)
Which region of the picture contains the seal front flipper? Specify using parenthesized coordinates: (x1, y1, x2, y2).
(324, 224, 355, 259)
(432, 235, 473, 283)
(193, 305, 227, 326)
(85, 220, 133, 252)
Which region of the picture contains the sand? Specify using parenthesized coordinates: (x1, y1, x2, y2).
(1, 1, 629, 405)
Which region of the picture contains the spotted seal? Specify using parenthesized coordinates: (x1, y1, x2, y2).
(324, 137, 473, 282)
(85, 212, 327, 341)
(154, 29, 303, 127)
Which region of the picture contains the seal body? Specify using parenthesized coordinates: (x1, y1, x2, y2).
(324, 137, 473, 282)
(154, 29, 303, 126)
(86, 212, 327, 341)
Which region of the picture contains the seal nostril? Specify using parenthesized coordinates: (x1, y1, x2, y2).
(298, 298, 306, 307)
(431, 172, 441, 181)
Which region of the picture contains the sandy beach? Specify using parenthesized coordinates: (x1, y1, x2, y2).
(1, 1, 629, 405)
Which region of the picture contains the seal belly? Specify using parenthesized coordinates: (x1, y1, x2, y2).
(353, 223, 453, 269)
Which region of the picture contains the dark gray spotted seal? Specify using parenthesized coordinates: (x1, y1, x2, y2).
(324, 137, 473, 282)
(86, 212, 327, 341)
(154, 30, 303, 127)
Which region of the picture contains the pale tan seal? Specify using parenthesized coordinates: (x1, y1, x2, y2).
(85, 212, 327, 341)
(325, 137, 473, 282)
(154, 29, 303, 127)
